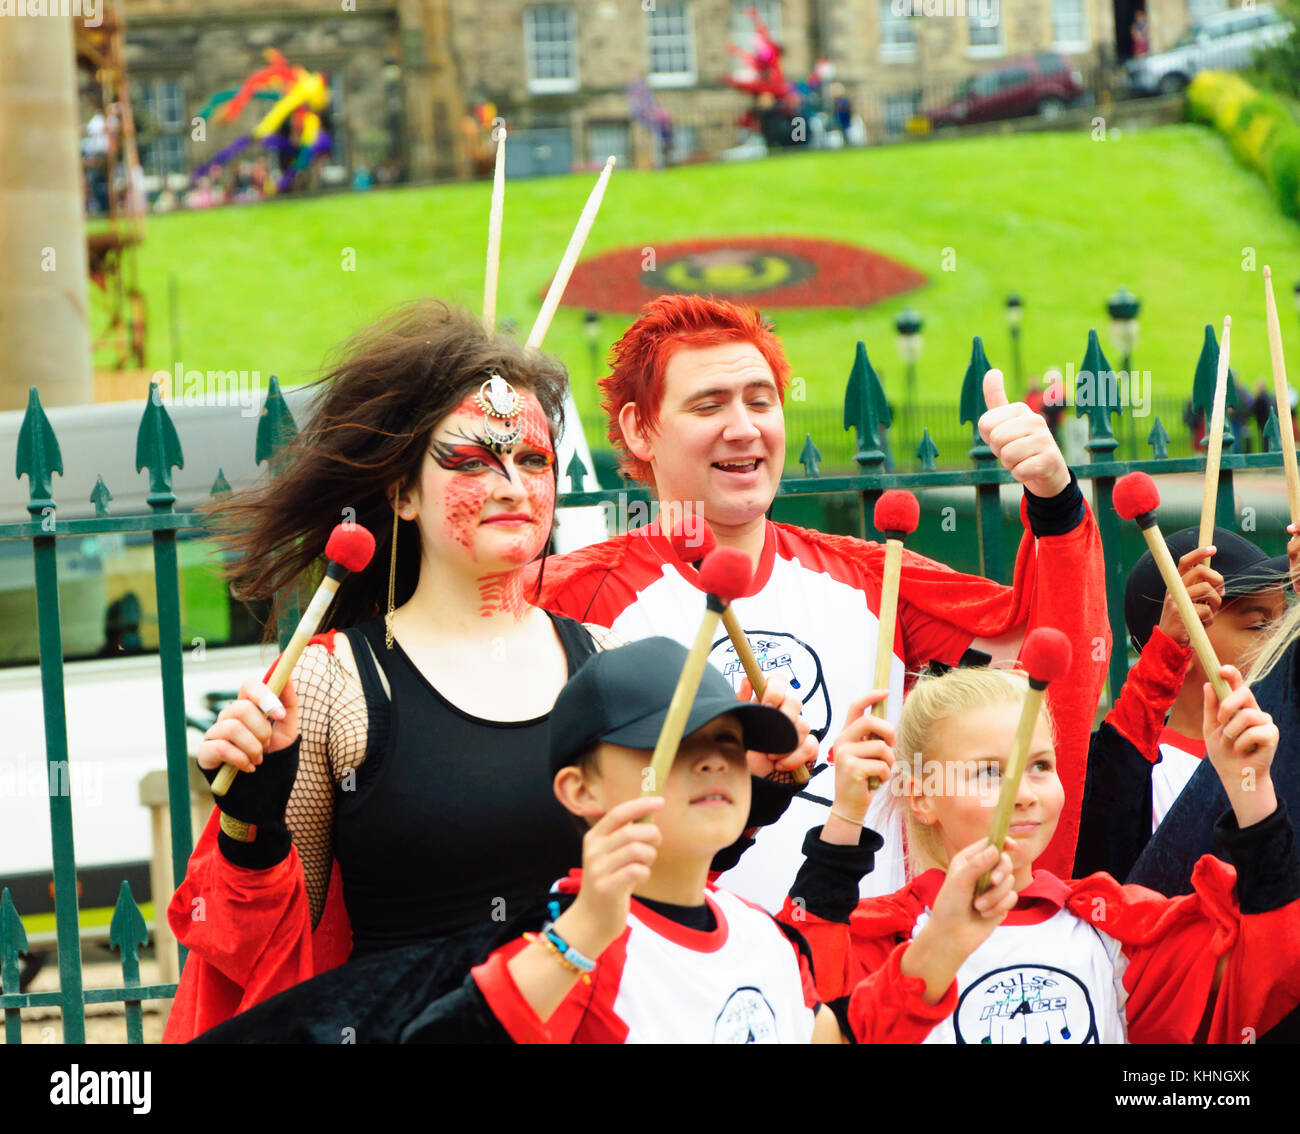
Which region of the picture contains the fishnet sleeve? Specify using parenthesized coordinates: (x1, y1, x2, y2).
(583, 623, 628, 651)
(283, 639, 372, 928)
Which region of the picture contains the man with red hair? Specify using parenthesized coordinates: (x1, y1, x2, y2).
(529, 294, 1108, 910)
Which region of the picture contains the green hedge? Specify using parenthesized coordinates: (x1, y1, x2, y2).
(1188, 70, 1300, 220)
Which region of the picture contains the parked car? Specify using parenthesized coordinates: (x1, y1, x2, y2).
(925, 53, 1085, 129)
(1126, 4, 1292, 96)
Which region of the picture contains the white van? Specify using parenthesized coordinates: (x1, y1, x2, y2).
(0, 387, 316, 952)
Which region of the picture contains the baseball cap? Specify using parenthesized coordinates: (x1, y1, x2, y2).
(548, 637, 800, 775)
(1124, 526, 1289, 652)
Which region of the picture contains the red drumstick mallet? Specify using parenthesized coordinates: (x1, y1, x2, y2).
(643, 547, 754, 799)
(1113, 472, 1231, 701)
(865, 490, 920, 789)
(976, 626, 1073, 895)
(211, 523, 377, 796)
(667, 517, 810, 785)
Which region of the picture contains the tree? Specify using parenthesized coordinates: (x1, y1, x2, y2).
(1249, 1, 1300, 100)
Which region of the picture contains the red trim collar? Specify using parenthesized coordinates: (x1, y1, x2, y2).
(1157, 726, 1206, 759)
(910, 867, 1072, 926)
(629, 893, 730, 952)
(643, 520, 775, 598)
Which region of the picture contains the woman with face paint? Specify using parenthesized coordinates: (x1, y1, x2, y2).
(163, 300, 618, 1042)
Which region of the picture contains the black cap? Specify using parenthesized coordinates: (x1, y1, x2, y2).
(1124, 526, 1289, 651)
(548, 637, 800, 775)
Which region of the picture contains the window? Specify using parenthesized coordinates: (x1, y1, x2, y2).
(525, 4, 579, 93)
(158, 80, 184, 128)
(884, 90, 921, 135)
(967, 7, 1004, 57)
(1051, 0, 1089, 51)
(588, 120, 630, 167)
(159, 134, 186, 175)
(132, 78, 188, 179)
(673, 122, 698, 160)
(879, 0, 918, 61)
(730, 0, 781, 48)
(1188, 0, 1228, 25)
(647, 1, 696, 87)
(998, 66, 1033, 89)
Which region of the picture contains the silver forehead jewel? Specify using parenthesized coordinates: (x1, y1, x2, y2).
(474, 374, 523, 452)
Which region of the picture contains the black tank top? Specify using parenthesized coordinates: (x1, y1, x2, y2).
(334, 613, 595, 957)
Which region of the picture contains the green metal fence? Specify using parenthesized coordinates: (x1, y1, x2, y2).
(2, 323, 1293, 1042)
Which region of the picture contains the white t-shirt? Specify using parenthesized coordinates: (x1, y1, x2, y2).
(474, 880, 819, 1043)
(542, 522, 975, 909)
(1152, 728, 1206, 832)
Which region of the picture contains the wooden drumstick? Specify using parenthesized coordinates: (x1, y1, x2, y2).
(211, 524, 376, 797)
(483, 126, 506, 333)
(867, 491, 920, 789)
(1116, 472, 1230, 701)
(976, 628, 1072, 895)
(1199, 316, 1231, 552)
(525, 156, 616, 352)
(667, 518, 809, 785)
(1264, 267, 1300, 526)
(643, 548, 753, 801)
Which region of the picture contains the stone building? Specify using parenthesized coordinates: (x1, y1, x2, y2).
(122, 0, 467, 188)
(118, 0, 1255, 189)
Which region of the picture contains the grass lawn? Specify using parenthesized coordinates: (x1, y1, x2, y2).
(131, 123, 1300, 462)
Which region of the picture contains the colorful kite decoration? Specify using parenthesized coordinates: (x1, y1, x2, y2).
(725, 6, 789, 99)
(192, 48, 333, 193)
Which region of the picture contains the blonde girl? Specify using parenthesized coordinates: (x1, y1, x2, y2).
(783, 666, 1300, 1044)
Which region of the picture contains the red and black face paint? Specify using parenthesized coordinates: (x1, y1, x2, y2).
(429, 429, 513, 480)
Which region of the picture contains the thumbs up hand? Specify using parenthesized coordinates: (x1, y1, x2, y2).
(978, 369, 1071, 500)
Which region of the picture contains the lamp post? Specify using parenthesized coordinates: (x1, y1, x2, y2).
(1107, 286, 1141, 458)
(895, 305, 923, 451)
(1005, 293, 1024, 395)
(584, 309, 601, 381)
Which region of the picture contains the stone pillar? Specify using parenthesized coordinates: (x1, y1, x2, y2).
(0, 16, 93, 411)
(397, 0, 469, 182)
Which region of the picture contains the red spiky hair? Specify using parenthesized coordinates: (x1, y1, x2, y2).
(600, 294, 793, 485)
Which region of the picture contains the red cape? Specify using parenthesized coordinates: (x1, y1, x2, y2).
(781, 856, 1300, 1044)
(162, 631, 354, 1043)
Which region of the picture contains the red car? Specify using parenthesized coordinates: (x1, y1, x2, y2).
(927, 53, 1085, 129)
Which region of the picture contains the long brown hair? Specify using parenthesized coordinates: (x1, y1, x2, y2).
(205, 299, 568, 639)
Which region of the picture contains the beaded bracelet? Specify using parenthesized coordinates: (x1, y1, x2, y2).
(523, 930, 594, 984)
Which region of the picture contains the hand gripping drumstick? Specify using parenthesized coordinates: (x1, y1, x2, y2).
(1115, 472, 1231, 702)
(1199, 316, 1232, 552)
(211, 524, 377, 797)
(642, 547, 753, 803)
(868, 491, 920, 790)
(975, 627, 1072, 896)
(667, 518, 809, 786)
(1264, 267, 1300, 526)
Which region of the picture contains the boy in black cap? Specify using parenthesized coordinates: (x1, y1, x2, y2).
(1074, 526, 1288, 880)
(424, 635, 872, 1043)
